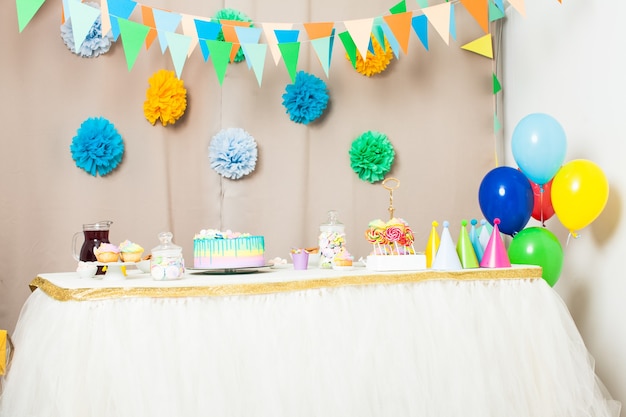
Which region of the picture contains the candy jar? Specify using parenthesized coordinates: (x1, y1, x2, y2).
(318, 210, 346, 269)
(150, 232, 185, 280)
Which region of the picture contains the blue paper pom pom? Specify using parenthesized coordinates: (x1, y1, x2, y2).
(60, 2, 113, 58)
(70, 117, 124, 177)
(282, 71, 329, 125)
(209, 128, 258, 180)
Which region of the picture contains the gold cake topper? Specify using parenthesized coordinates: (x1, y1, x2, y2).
(382, 177, 400, 220)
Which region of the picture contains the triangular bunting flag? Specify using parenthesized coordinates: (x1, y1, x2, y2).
(180, 14, 200, 57)
(151, 8, 182, 54)
(220, 19, 252, 62)
(140, 5, 157, 50)
(343, 18, 374, 60)
(165, 32, 192, 78)
(311, 34, 334, 77)
(411, 14, 429, 51)
(241, 43, 267, 87)
(460, 0, 489, 33)
(108, 0, 137, 40)
(274, 29, 299, 44)
(194, 19, 221, 61)
(380, 22, 401, 58)
(489, 0, 506, 22)
(206, 39, 232, 85)
(492, 73, 501, 94)
(382, 12, 412, 55)
(117, 17, 150, 71)
(494, 113, 502, 132)
(0, 329, 7, 376)
(507, 0, 526, 16)
(389, 0, 407, 14)
(277, 42, 300, 82)
(371, 18, 387, 51)
(68, 0, 101, 54)
(100, 0, 111, 37)
(338, 31, 358, 68)
(262, 23, 293, 65)
(450, 3, 457, 41)
(16, 0, 46, 32)
(235, 26, 262, 69)
(303, 21, 334, 40)
(423, 2, 450, 45)
(461, 34, 493, 59)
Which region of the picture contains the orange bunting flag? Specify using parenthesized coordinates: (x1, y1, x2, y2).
(460, 0, 490, 33)
(382, 11, 413, 55)
(303, 22, 334, 40)
(219, 19, 252, 62)
(140, 5, 157, 50)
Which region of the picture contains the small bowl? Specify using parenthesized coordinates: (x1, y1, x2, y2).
(136, 259, 151, 273)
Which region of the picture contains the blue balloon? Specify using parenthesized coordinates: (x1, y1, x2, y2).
(511, 113, 567, 185)
(478, 167, 534, 236)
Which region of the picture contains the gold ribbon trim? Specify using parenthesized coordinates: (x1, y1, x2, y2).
(29, 267, 542, 302)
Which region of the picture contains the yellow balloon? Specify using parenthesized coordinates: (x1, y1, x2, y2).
(552, 159, 609, 236)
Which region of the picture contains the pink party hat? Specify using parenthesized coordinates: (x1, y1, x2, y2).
(457, 220, 479, 269)
(425, 220, 440, 268)
(480, 218, 511, 268)
(432, 221, 462, 270)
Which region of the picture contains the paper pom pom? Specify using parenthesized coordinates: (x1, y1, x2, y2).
(60, 2, 113, 58)
(282, 71, 329, 125)
(214, 8, 254, 63)
(349, 131, 395, 183)
(144, 70, 187, 126)
(209, 128, 258, 179)
(70, 117, 124, 177)
(350, 36, 394, 77)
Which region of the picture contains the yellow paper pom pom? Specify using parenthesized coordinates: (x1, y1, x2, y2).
(348, 36, 394, 77)
(143, 69, 187, 127)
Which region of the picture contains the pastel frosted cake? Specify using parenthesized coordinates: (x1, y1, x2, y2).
(193, 229, 265, 269)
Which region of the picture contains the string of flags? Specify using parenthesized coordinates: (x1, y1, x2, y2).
(14, 0, 560, 84)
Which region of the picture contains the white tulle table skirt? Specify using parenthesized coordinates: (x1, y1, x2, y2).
(0, 269, 620, 417)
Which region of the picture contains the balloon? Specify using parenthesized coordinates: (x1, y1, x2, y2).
(552, 159, 609, 237)
(530, 178, 555, 224)
(508, 227, 563, 287)
(478, 166, 534, 236)
(511, 113, 567, 185)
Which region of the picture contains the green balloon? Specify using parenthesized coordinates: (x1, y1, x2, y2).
(508, 227, 564, 287)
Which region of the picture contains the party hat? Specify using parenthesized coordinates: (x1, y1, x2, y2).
(425, 220, 440, 268)
(480, 218, 511, 268)
(469, 219, 485, 261)
(457, 220, 479, 268)
(432, 221, 462, 270)
(478, 219, 491, 251)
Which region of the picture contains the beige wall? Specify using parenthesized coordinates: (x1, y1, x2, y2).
(0, 0, 495, 331)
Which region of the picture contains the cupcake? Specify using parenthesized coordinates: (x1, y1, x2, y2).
(333, 248, 353, 267)
(119, 240, 144, 262)
(93, 243, 120, 263)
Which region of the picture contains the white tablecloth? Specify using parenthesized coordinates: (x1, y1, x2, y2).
(0, 266, 620, 417)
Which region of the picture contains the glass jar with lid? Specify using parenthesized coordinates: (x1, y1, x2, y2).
(150, 232, 185, 280)
(318, 210, 346, 269)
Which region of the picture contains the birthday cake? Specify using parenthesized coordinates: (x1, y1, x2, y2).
(364, 218, 426, 271)
(193, 229, 265, 269)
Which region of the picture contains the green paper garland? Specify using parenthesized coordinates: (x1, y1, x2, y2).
(349, 130, 395, 183)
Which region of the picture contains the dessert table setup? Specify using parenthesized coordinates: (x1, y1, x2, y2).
(0, 264, 620, 417)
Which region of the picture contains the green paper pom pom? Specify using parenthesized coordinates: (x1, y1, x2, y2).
(349, 130, 395, 183)
(213, 8, 254, 63)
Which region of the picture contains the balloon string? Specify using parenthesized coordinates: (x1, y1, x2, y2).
(540, 184, 545, 227)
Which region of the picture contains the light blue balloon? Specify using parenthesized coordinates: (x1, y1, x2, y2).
(511, 113, 567, 185)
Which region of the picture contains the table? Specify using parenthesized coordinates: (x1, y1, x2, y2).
(0, 266, 620, 417)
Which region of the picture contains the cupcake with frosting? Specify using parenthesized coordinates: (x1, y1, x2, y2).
(93, 243, 120, 263)
(119, 240, 144, 262)
(333, 247, 353, 267)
